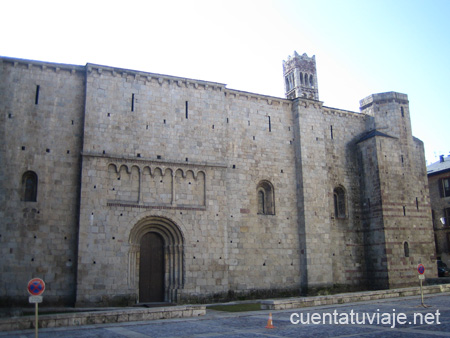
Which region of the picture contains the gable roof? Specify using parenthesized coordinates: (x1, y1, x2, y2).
(427, 155, 450, 176)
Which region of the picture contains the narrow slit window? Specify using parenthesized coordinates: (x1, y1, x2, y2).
(330, 125, 333, 139)
(35, 85, 40, 105)
(404, 242, 409, 257)
(268, 116, 271, 132)
(185, 101, 188, 119)
(131, 93, 135, 112)
(416, 197, 419, 210)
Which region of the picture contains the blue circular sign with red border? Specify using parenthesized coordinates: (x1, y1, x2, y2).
(417, 264, 425, 275)
(27, 278, 45, 296)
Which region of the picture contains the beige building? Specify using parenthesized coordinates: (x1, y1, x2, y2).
(0, 52, 437, 307)
(427, 155, 450, 267)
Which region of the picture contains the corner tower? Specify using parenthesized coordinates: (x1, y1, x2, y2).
(283, 51, 319, 100)
(357, 92, 437, 289)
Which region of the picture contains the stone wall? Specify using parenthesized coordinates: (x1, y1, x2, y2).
(359, 93, 437, 289)
(0, 56, 437, 307)
(75, 64, 301, 305)
(0, 58, 85, 305)
(293, 101, 368, 290)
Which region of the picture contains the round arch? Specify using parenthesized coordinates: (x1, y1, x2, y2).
(128, 216, 185, 303)
(256, 180, 275, 215)
(333, 185, 347, 219)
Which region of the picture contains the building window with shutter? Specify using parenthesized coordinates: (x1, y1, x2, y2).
(439, 178, 450, 198)
(444, 208, 450, 226)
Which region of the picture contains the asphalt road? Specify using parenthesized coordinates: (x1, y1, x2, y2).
(2, 292, 450, 337)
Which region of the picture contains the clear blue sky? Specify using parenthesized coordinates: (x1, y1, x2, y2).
(2, 0, 448, 164)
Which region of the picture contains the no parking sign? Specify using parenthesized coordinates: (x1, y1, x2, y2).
(27, 278, 45, 337)
(28, 278, 45, 296)
(417, 264, 425, 275)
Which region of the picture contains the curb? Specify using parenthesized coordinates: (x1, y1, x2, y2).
(0, 305, 205, 332)
(260, 284, 450, 310)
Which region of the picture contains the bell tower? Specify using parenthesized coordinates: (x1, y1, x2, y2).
(283, 51, 319, 100)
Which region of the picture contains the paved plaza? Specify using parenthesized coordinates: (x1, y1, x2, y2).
(2, 292, 450, 337)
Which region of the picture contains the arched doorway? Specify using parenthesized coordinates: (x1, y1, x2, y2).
(129, 216, 184, 303)
(139, 232, 164, 302)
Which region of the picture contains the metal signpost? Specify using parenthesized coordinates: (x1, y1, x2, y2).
(28, 278, 45, 338)
(417, 264, 428, 308)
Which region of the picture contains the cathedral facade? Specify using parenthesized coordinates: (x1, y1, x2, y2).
(0, 52, 436, 306)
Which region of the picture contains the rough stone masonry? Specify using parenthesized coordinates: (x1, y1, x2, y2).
(0, 51, 436, 306)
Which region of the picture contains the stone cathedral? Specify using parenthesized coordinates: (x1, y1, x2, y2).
(0, 51, 437, 307)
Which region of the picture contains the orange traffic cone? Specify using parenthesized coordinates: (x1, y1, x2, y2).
(265, 313, 275, 329)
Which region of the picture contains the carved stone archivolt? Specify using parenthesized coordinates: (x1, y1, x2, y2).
(128, 216, 185, 302)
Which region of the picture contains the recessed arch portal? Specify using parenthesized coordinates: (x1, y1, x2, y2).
(129, 216, 184, 303)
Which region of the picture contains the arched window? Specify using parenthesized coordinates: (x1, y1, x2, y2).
(333, 186, 346, 219)
(285, 73, 295, 92)
(304, 73, 309, 86)
(404, 242, 409, 257)
(309, 74, 314, 87)
(22, 171, 38, 202)
(257, 180, 275, 215)
(300, 72, 304, 85)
